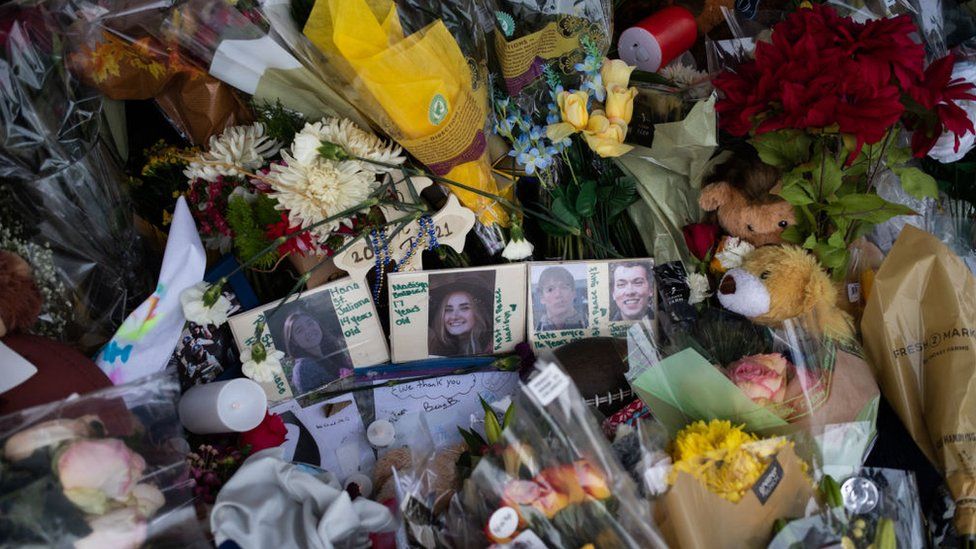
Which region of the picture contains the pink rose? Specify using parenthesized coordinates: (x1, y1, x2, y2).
(57, 439, 147, 515)
(74, 508, 147, 549)
(727, 353, 790, 404)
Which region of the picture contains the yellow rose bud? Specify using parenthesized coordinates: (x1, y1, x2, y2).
(557, 90, 590, 131)
(582, 111, 632, 158)
(605, 85, 638, 125)
(601, 58, 636, 90)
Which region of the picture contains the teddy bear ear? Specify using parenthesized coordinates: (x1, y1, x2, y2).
(769, 181, 784, 196)
(699, 182, 732, 211)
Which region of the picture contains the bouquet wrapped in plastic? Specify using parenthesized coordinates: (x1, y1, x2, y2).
(302, 0, 510, 227)
(0, 1, 151, 351)
(626, 306, 880, 481)
(466, 360, 666, 548)
(389, 361, 666, 547)
(0, 372, 207, 547)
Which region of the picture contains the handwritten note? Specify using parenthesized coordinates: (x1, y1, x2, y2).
(272, 395, 373, 481)
(373, 371, 519, 447)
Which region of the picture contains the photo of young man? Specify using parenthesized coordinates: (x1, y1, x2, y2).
(533, 265, 589, 332)
(609, 261, 654, 322)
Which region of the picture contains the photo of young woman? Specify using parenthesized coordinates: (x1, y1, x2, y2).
(427, 271, 495, 357)
(268, 294, 353, 396)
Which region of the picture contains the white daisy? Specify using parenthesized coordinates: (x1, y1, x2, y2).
(686, 272, 711, 305)
(183, 123, 280, 182)
(241, 345, 285, 383)
(715, 237, 756, 270)
(267, 152, 377, 241)
(180, 282, 233, 326)
(293, 118, 405, 173)
(659, 63, 713, 99)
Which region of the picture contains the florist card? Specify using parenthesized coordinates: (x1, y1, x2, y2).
(527, 259, 656, 352)
(387, 264, 527, 362)
(228, 278, 388, 402)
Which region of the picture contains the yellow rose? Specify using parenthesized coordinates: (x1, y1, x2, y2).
(605, 84, 638, 125)
(557, 90, 589, 131)
(601, 58, 635, 90)
(582, 111, 632, 158)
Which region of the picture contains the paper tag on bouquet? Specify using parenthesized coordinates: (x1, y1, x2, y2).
(526, 362, 571, 406)
(96, 198, 206, 384)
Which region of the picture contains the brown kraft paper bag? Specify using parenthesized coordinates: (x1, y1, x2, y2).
(660, 445, 813, 549)
(861, 225, 976, 538)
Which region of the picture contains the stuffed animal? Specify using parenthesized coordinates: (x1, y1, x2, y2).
(0, 251, 42, 337)
(716, 245, 854, 341)
(0, 250, 110, 415)
(699, 150, 796, 247)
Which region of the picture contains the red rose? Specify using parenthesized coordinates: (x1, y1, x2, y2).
(239, 412, 287, 453)
(682, 223, 720, 261)
(265, 213, 317, 257)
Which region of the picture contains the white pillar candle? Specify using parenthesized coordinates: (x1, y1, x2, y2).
(366, 419, 395, 449)
(178, 379, 267, 434)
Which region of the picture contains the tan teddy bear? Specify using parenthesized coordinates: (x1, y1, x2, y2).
(699, 151, 796, 247)
(716, 245, 854, 341)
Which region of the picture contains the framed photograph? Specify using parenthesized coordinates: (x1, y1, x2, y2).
(527, 259, 655, 351)
(388, 264, 527, 362)
(228, 278, 388, 402)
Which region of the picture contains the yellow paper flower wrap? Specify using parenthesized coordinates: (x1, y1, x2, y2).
(304, 0, 510, 226)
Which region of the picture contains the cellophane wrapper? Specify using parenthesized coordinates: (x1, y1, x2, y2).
(301, 0, 511, 228)
(626, 308, 879, 482)
(467, 360, 667, 548)
(0, 371, 207, 548)
(769, 467, 925, 549)
(0, 1, 152, 353)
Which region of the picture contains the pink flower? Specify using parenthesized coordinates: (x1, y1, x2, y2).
(726, 353, 790, 404)
(57, 439, 147, 515)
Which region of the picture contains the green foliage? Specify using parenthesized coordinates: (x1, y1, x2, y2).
(757, 129, 937, 276)
(226, 195, 279, 269)
(253, 99, 306, 144)
(751, 130, 812, 168)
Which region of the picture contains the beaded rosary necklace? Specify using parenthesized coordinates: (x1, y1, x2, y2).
(369, 214, 440, 301)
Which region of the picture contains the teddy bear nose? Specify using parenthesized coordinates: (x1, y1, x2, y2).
(719, 275, 736, 295)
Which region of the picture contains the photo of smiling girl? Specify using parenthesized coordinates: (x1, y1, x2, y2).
(268, 293, 353, 396)
(427, 271, 495, 357)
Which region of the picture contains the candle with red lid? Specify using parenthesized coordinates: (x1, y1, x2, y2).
(618, 6, 698, 73)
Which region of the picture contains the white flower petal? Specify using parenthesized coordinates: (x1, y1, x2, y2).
(179, 282, 233, 327)
(240, 348, 284, 383)
(501, 238, 534, 261)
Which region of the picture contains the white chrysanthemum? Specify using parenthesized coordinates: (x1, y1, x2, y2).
(660, 63, 713, 99)
(686, 272, 711, 305)
(241, 346, 285, 383)
(180, 282, 233, 326)
(268, 152, 377, 241)
(183, 123, 280, 182)
(294, 118, 405, 173)
(715, 237, 756, 270)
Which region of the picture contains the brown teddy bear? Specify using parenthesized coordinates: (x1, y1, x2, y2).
(715, 244, 854, 341)
(699, 151, 796, 247)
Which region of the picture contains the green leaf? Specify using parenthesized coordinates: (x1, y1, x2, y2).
(825, 193, 916, 224)
(779, 179, 815, 206)
(814, 244, 849, 270)
(892, 166, 938, 200)
(458, 427, 487, 453)
(483, 407, 503, 445)
(780, 225, 805, 244)
(502, 403, 516, 430)
(575, 180, 598, 218)
(802, 234, 818, 250)
(812, 152, 843, 198)
(750, 131, 812, 168)
(551, 197, 581, 230)
(886, 145, 911, 166)
(479, 396, 493, 416)
(539, 219, 571, 237)
(827, 230, 846, 249)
